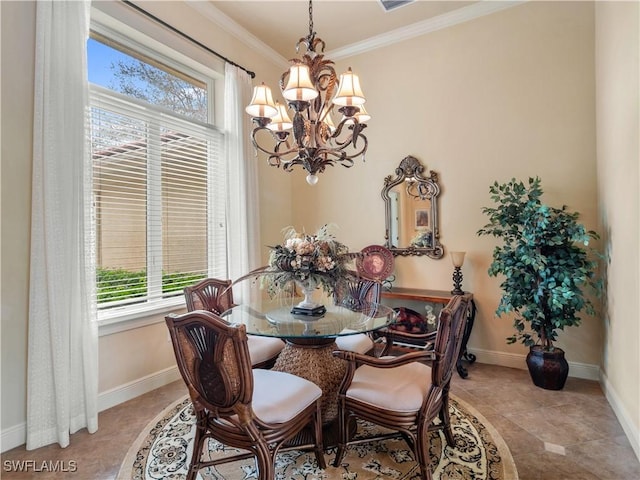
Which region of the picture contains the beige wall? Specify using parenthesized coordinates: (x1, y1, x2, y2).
(295, 1, 600, 365)
(595, 0, 640, 445)
(1, 0, 37, 443)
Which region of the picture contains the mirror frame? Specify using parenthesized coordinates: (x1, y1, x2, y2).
(382, 155, 444, 258)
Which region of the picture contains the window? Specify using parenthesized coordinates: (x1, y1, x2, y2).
(88, 32, 208, 122)
(88, 30, 226, 321)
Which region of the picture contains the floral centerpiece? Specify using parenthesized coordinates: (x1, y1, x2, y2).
(262, 225, 352, 308)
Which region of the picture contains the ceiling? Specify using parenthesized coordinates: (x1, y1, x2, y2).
(207, 1, 482, 60)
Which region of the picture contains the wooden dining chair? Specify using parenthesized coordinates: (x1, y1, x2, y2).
(184, 278, 284, 368)
(333, 273, 382, 355)
(166, 310, 326, 480)
(184, 277, 235, 314)
(332, 293, 472, 480)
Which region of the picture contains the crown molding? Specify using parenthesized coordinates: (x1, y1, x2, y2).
(184, 0, 525, 68)
(184, 0, 289, 69)
(327, 1, 527, 60)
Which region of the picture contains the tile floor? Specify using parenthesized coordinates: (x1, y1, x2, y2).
(2, 362, 639, 479)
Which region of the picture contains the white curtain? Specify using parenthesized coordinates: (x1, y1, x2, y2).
(225, 64, 262, 301)
(27, 0, 98, 450)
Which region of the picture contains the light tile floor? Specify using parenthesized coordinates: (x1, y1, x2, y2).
(451, 364, 639, 480)
(2, 362, 638, 479)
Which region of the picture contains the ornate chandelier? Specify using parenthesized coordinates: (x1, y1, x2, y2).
(245, 0, 369, 185)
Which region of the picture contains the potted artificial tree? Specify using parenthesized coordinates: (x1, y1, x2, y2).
(477, 177, 600, 390)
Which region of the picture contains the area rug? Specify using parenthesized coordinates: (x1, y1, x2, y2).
(118, 395, 518, 480)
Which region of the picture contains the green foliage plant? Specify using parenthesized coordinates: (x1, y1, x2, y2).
(477, 177, 600, 350)
(96, 267, 205, 304)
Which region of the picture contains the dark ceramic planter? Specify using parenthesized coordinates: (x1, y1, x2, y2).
(526, 345, 569, 390)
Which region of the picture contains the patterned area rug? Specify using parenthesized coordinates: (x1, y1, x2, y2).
(118, 395, 517, 480)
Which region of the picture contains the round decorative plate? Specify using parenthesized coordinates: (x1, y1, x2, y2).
(356, 245, 394, 281)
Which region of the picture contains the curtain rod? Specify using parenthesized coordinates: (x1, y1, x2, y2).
(121, 0, 256, 78)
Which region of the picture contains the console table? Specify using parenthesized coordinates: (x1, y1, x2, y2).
(380, 287, 477, 378)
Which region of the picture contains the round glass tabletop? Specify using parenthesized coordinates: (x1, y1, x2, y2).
(221, 298, 395, 340)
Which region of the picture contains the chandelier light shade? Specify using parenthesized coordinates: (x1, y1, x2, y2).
(353, 105, 371, 123)
(266, 101, 293, 132)
(283, 65, 318, 102)
(332, 68, 366, 106)
(245, 83, 279, 118)
(245, 0, 370, 185)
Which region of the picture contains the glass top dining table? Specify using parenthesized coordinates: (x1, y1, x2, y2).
(221, 280, 396, 423)
(219, 277, 396, 344)
(220, 283, 396, 424)
(221, 298, 395, 342)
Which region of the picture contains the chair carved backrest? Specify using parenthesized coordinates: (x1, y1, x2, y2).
(430, 294, 470, 389)
(166, 311, 253, 415)
(185, 278, 285, 370)
(334, 271, 382, 305)
(333, 273, 383, 355)
(184, 278, 236, 315)
(418, 294, 470, 439)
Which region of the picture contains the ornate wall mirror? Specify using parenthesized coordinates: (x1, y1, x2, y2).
(382, 155, 444, 258)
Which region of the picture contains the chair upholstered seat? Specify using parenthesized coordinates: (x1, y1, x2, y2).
(335, 330, 375, 355)
(252, 369, 322, 423)
(347, 361, 431, 412)
(247, 336, 287, 368)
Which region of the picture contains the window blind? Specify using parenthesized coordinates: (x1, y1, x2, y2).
(90, 86, 226, 311)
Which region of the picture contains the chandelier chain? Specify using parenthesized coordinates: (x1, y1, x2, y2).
(308, 0, 314, 39)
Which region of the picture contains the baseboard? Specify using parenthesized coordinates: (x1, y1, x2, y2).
(1, 423, 27, 454)
(1, 366, 180, 453)
(97, 366, 181, 412)
(600, 370, 640, 462)
(468, 348, 601, 380)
